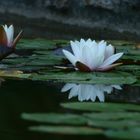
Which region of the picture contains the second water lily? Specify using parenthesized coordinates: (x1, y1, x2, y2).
(0, 25, 22, 60)
(63, 39, 123, 72)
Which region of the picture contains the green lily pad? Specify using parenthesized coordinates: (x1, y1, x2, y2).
(0, 70, 31, 79)
(22, 113, 87, 125)
(105, 129, 140, 140)
(88, 120, 140, 130)
(30, 71, 137, 84)
(0, 39, 139, 85)
(84, 112, 140, 121)
(116, 65, 140, 72)
(61, 102, 140, 112)
(29, 125, 103, 135)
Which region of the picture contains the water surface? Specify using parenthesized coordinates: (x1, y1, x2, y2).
(0, 79, 140, 139)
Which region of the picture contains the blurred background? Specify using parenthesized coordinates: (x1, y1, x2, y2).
(0, 0, 140, 41)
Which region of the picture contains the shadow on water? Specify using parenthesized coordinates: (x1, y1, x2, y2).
(0, 79, 140, 139)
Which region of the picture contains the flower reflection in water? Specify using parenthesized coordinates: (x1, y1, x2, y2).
(61, 84, 122, 102)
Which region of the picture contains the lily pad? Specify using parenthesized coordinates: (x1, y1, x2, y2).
(0, 39, 139, 85)
(61, 102, 140, 112)
(84, 112, 140, 121)
(22, 113, 87, 125)
(29, 125, 103, 135)
(30, 71, 137, 84)
(105, 129, 140, 140)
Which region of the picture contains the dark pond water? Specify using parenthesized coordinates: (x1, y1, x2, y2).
(0, 78, 140, 140)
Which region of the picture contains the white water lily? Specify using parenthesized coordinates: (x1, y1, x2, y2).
(62, 39, 123, 72)
(0, 25, 22, 48)
(61, 84, 122, 102)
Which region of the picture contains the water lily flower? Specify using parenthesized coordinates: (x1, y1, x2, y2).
(0, 24, 22, 60)
(61, 83, 122, 102)
(62, 39, 123, 72)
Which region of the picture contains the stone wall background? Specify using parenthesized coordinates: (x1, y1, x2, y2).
(0, 0, 140, 40)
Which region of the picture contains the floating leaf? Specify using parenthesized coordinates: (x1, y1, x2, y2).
(29, 125, 103, 135)
(30, 71, 137, 84)
(22, 113, 87, 125)
(105, 129, 140, 140)
(61, 102, 140, 112)
(84, 112, 140, 121)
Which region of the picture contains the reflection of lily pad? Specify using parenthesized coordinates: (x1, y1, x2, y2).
(61, 102, 140, 112)
(84, 112, 140, 121)
(105, 129, 140, 140)
(22, 113, 87, 125)
(29, 125, 103, 135)
(88, 120, 139, 129)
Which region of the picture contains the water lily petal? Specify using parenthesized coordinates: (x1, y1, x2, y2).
(8, 25, 14, 47)
(81, 45, 94, 69)
(78, 84, 88, 101)
(98, 63, 122, 71)
(70, 41, 81, 59)
(105, 44, 115, 59)
(61, 83, 76, 92)
(96, 41, 106, 65)
(13, 30, 23, 48)
(97, 92, 105, 102)
(68, 85, 79, 99)
(99, 52, 123, 68)
(93, 85, 105, 102)
(80, 38, 86, 45)
(89, 41, 106, 70)
(103, 86, 113, 94)
(63, 49, 78, 66)
(3, 25, 14, 47)
(111, 85, 122, 90)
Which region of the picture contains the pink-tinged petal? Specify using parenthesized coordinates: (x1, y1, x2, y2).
(105, 44, 115, 59)
(61, 83, 76, 92)
(13, 30, 23, 48)
(99, 52, 123, 68)
(62, 49, 78, 66)
(97, 63, 122, 71)
(0, 26, 8, 46)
